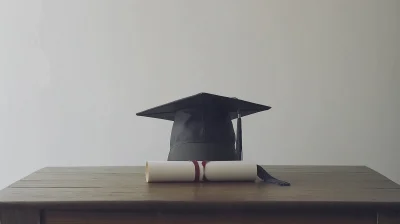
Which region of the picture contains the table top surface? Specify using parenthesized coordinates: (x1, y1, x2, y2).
(1, 165, 400, 210)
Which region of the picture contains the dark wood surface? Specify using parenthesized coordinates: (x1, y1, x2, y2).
(378, 211, 400, 224)
(0, 208, 40, 224)
(1, 166, 400, 224)
(45, 210, 376, 224)
(1, 165, 400, 211)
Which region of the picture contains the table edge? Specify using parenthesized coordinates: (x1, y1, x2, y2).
(1, 201, 400, 211)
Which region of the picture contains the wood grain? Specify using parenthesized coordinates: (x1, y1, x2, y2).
(46, 211, 376, 224)
(0, 208, 40, 224)
(0, 166, 399, 211)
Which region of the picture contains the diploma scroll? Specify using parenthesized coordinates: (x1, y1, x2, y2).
(145, 161, 257, 183)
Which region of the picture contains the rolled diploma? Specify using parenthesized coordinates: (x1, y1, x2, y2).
(146, 161, 256, 183)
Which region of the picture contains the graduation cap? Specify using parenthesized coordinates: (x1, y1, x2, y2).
(137, 93, 290, 186)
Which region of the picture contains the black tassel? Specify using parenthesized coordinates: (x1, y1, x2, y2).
(236, 109, 290, 186)
(257, 165, 290, 186)
(236, 110, 242, 160)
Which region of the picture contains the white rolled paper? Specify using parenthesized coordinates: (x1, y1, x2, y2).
(145, 161, 257, 183)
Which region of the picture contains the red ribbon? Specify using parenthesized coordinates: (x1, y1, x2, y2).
(192, 161, 200, 182)
(192, 161, 210, 182)
(201, 161, 209, 182)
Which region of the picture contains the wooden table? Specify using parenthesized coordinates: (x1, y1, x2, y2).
(0, 166, 400, 224)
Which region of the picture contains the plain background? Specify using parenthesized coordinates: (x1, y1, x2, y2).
(0, 0, 399, 189)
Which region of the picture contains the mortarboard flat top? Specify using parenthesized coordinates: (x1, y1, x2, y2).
(136, 92, 271, 121)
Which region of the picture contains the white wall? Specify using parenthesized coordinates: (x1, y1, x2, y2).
(1, 0, 399, 189)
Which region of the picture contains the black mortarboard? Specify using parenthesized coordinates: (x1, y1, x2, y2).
(137, 92, 270, 161)
(136, 92, 271, 121)
(137, 92, 290, 186)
